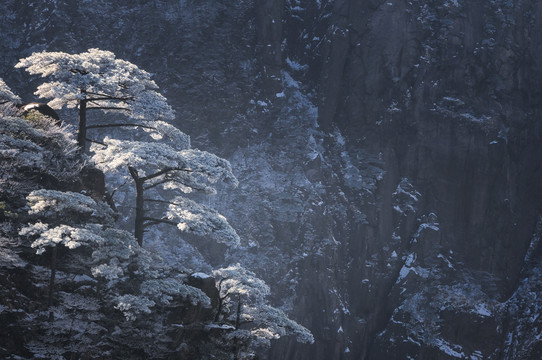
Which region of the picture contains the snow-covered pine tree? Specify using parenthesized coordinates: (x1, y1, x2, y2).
(213, 264, 314, 358)
(16, 49, 174, 149)
(10, 51, 311, 358)
(19, 189, 211, 319)
(18, 187, 213, 357)
(92, 136, 241, 247)
(2, 107, 211, 358)
(15, 49, 238, 249)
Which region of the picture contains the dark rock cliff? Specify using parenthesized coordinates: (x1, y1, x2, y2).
(258, 0, 542, 358)
(1, 0, 542, 359)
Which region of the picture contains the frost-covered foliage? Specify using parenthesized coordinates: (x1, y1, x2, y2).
(19, 189, 211, 322)
(15, 49, 173, 121)
(214, 263, 270, 302)
(16, 49, 174, 150)
(5, 43, 320, 359)
(142, 120, 191, 150)
(0, 77, 21, 104)
(0, 114, 81, 180)
(166, 196, 240, 246)
(93, 137, 238, 189)
(88, 226, 211, 320)
(213, 264, 313, 356)
(92, 135, 240, 247)
(25, 189, 114, 224)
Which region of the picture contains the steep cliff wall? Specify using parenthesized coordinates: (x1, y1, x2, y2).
(270, 0, 542, 359)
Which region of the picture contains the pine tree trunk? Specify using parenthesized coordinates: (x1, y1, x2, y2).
(215, 279, 225, 322)
(215, 297, 223, 322)
(233, 297, 242, 360)
(48, 246, 57, 322)
(129, 166, 145, 246)
(77, 98, 87, 149)
(235, 295, 242, 329)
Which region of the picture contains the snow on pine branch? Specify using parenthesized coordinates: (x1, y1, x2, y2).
(142, 120, 190, 150)
(165, 196, 241, 247)
(0, 114, 78, 155)
(19, 222, 106, 255)
(243, 304, 314, 344)
(20, 209, 212, 320)
(16, 49, 174, 121)
(213, 264, 314, 346)
(213, 263, 270, 301)
(141, 278, 211, 307)
(0, 78, 21, 104)
(92, 137, 238, 189)
(114, 294, 155, 321)
(0, 114, 81, 180)
(0, 134, 45, 166)
(25, 189, 114, 224)
(87, 226, 213, 310)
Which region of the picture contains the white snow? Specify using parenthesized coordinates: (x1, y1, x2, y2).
(434, 339, 465, 358)
(73, 274, 97, 283)
(205, 324, 235, 330)
(474, 303, 491, 317)
(437, 253, 455, 269)
(460, 112, 490, 123)
(334, 130, 346, 146)
(398, 265, 412, 282)
(406, 336, 421, 346)
(285, 57, 309, 72)
(191, 272, 211, 279)
(442, 96, 464, 105)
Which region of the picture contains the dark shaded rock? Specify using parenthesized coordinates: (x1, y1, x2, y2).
(21, 102, 61, 125)
(187, 272, 220, 311)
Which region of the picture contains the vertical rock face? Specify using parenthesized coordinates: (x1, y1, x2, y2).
(273, 0, 542, 359)
(2, 0, 542, 359)
(315, 0, 542, 288)
(256, 0, 284, 82)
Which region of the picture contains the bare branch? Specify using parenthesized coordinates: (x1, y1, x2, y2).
(143, 217, 178, 229)
(85, 92, 134, 101)
(143, 199, 177, 205)
(140, 167, 174, 182)
(87, 106, 131, 111)
(86, 138, 105, 146)
(144, 178, 171, 190)
(86, 123, 156, 130)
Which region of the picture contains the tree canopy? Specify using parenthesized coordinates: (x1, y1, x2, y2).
(16, 49, 174, 148)
(4, 51, 314, 359)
